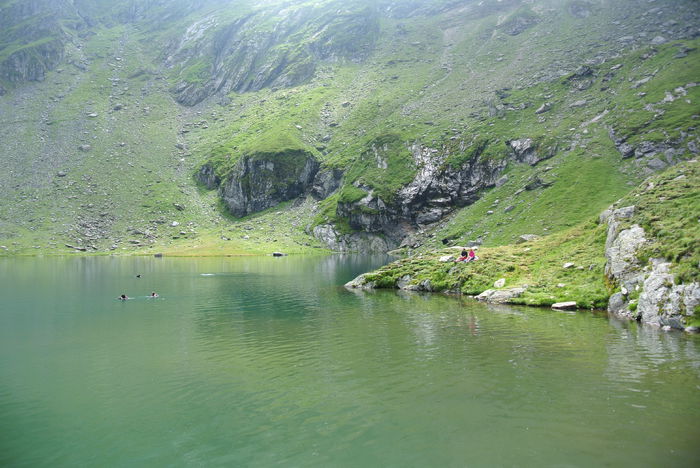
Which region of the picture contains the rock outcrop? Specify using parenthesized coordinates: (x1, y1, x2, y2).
(195, 163, 221, 190)
(325, 140, 509, 251)
(0, 0, 76, 83)
(219, 150, 319, 217)
(507, 138, 557, 166)
(602, 205, 699, 331)
(167, 4, 379, 105)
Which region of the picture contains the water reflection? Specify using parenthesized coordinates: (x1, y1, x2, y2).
(605, 317, 700, 386)
(1, 255, 699, 467)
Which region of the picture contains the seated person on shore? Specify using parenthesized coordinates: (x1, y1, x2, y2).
(455, 248, 478, 263)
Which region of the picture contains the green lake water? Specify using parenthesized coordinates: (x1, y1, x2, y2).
(1, 256, 698, 467)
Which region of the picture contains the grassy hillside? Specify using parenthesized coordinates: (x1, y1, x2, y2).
(0, 0, 698, 257)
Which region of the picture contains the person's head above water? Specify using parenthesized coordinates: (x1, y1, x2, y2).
(120, 294, 128, 300)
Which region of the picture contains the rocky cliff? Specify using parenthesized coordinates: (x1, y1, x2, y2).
(167, 2, 380, 106)
(217, 149, 319, 217)
(0, 0, 76, 83)
(603, 162, 699, 331)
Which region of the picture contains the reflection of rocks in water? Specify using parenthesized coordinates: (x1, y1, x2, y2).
(605, 318, 700, 384)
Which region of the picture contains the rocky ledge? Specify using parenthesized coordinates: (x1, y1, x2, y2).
(603, 205, 699, 332)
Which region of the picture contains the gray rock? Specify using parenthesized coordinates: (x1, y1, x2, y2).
(345, 273, 376, 290)
(196, 163, 221, 190)
(311, 167, 343, 199)
(494, 278, 506, 288)
(607, 292, 634, 318)
(397, 275, 412, 289)
(516, 234, 540, 244)
(535, 102, 551, 114)
(647, 158, 667, 171)
(618, 143, 635, 158)
(476, 287, 526, 303)
(635, 141, 658, 158)
(605, 224, 646, 281)
(552, 301, 577, 310)
(637, 259, 700, 329)
(525, 176, 551, 191)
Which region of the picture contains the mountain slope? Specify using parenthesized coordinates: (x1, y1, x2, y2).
(0, 0, 698, 257)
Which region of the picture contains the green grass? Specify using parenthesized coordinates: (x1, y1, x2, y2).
(361, 220, 611, 309)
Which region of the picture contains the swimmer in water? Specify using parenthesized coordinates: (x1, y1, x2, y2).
(119, 294, 128, 300)
(150, 292, 159, 298)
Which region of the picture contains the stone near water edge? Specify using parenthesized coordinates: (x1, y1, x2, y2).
(637, 259, 700, 330)
(397, 275, 413, 289)
(552, 301, 577, 310)
(345, 273, 374, 290)
(494, 278, 506, 288)
(272, 252, 287, 257)
(563, 262, 575, 269)
(476, 287, 527, 304)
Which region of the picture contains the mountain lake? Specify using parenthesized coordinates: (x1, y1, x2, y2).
(1, 255, 698, 467)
